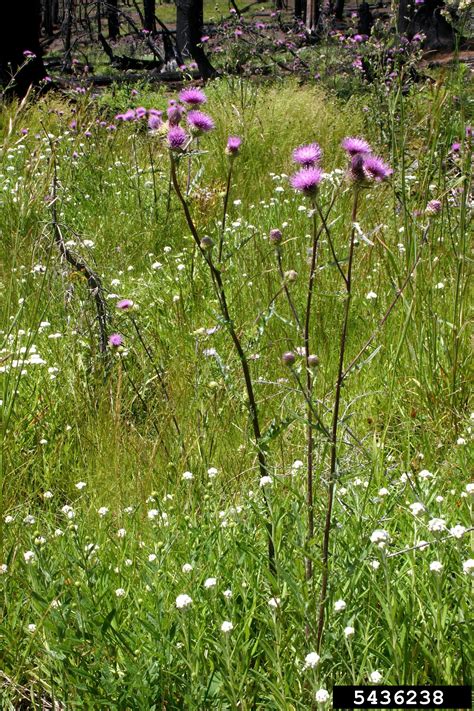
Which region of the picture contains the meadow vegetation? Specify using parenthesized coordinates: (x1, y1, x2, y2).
(0, 67, 472, 708)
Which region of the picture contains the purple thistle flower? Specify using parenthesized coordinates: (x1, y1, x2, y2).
(341, 137, 372, 156)
(187, 110, 215, 134)
(292, 142, 322, 167)
(226, 135, 242, 156)
(425, 199, 442, 215)
(167, 102, 184, 126)
(116, 299, 134, 310)
(451, 142, 461, 153)
(148, 114, 163, 131)
(349, 154, 366, 182)
(135, 106, 147, 119)
(363, 155, 392, 182)
(108, 333, 123, 348)
(167, 125, 188, 150)
(179, 88, 207, 105)
(290, 167, 323, 196)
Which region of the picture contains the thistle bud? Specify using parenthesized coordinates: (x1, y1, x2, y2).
(284, 270, 298, 283)
(282, 351, 296, 366)
(200, 236, 214, 250)
(269, 228, 282, 245)
(307, 354, 319, 368)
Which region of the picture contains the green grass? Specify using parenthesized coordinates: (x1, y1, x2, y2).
(0, 72, 472, 708)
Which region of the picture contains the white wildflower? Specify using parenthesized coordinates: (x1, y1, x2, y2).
(220, 620, 234, 633)
(303, 652, 320, 669)
(175, 594, 192, 609)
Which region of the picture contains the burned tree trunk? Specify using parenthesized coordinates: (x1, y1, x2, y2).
(176, 0, 217, 79)
(0, 0, 47, 97)
(306, 0, 320, 30)
(108, 0, 120, 39)
(144, 0, 156, 32)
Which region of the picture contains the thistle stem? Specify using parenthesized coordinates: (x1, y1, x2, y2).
(317, 188, 359, 650)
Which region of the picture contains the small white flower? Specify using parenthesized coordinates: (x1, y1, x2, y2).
(456, 437, 466, 445)
(220, 620, 234, 633)
(409, 502, 425, 515)
(315, 689, 329, 703)
(429, 561, 443, 573)
(61, 505, 75, 519)
(370, 529, 390, 545)
(148, 553, 157, 562)
(462, 559, 474, 575)
(28, 624, 37, 633)
(98, 507, 109, 517)
(204, 577, 217, 589)
(54, 528, 64, 537)
(117, 528, 126, 538)
(51, 599, 61, 609)
(207, 467, 218, 478)
(125, 559, 133, 567)
(182, 470, 194, 480)
(34, 536, 46, 545)
(23, 514, 35, 525)
(378, 487, 389, 496)
(268, 596, 280, 609)
(75, 481, 87, 490)
(435, 495, 444, 503)
(292, 459, 304, 471)
(370, 670, 383, 683)
(344, 626, 355, 637)
(303, 652, 320, 669)
(366, 291, 377, 300)
(175, 593, 192, 609)
(259, 475, 273, 487)
(4, 515, 14, 524)
(370, 559, 380, 570)
(43, 491, 53, 499)
(416, 540, 429, 551)
(0, 564, 8, 574)
(427, 517, 446, 532)
(334, 599, 346, 612)
(418, 469, 433, 479)
(24, 550, 35, 564)
(115, 588, 126, 598)
(466, 483, 474, 494)
(147, 509, 159, 520)
(182, 563, 193, 573)
(450, 525, 466, 539)
(223, 589, 233, 599)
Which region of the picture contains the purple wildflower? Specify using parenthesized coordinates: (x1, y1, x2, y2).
(135, 106, 147, 119)
(187, 110, 215, 134)
(292, 142, 322, 167)
(342, 137, 372, 156)
(226, 135, 242, 156)
(425, 199, 442, 215)
(362, 155, 392, 182)
(179, 88, 207, 105)
(116, 299, 134, 310)
(290, 167, 323, 196)
(167, 125, 188, 150)
(148, 114, 163, 131)
(167, 102, 183, 126)
(451, 142, 461, 152)
(108, 333, 123, 348)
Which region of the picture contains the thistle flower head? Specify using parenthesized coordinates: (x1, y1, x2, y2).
(167, 125, 188, 151)
(292, 142, 322, 167)
(226, 135, 242, 156)
(342, 136, 372, 156)
(167, 101, 184, 126)
(179, 87, 207, 105)
(425, 199, 442, 215)
(187, 110, 215, 134)
(148, 112, 163, 131)
(290, 167, 323, 196)
(108, 333, 123, 347)
(363, 155, 392, 182)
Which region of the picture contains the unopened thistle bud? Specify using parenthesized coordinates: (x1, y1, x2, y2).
(284, 269, 298, 283)
(307, 354, 319, 367)
(200, 236, 214, 250)
(269, 228, 282, 245)
(282, 351, 296, 366)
